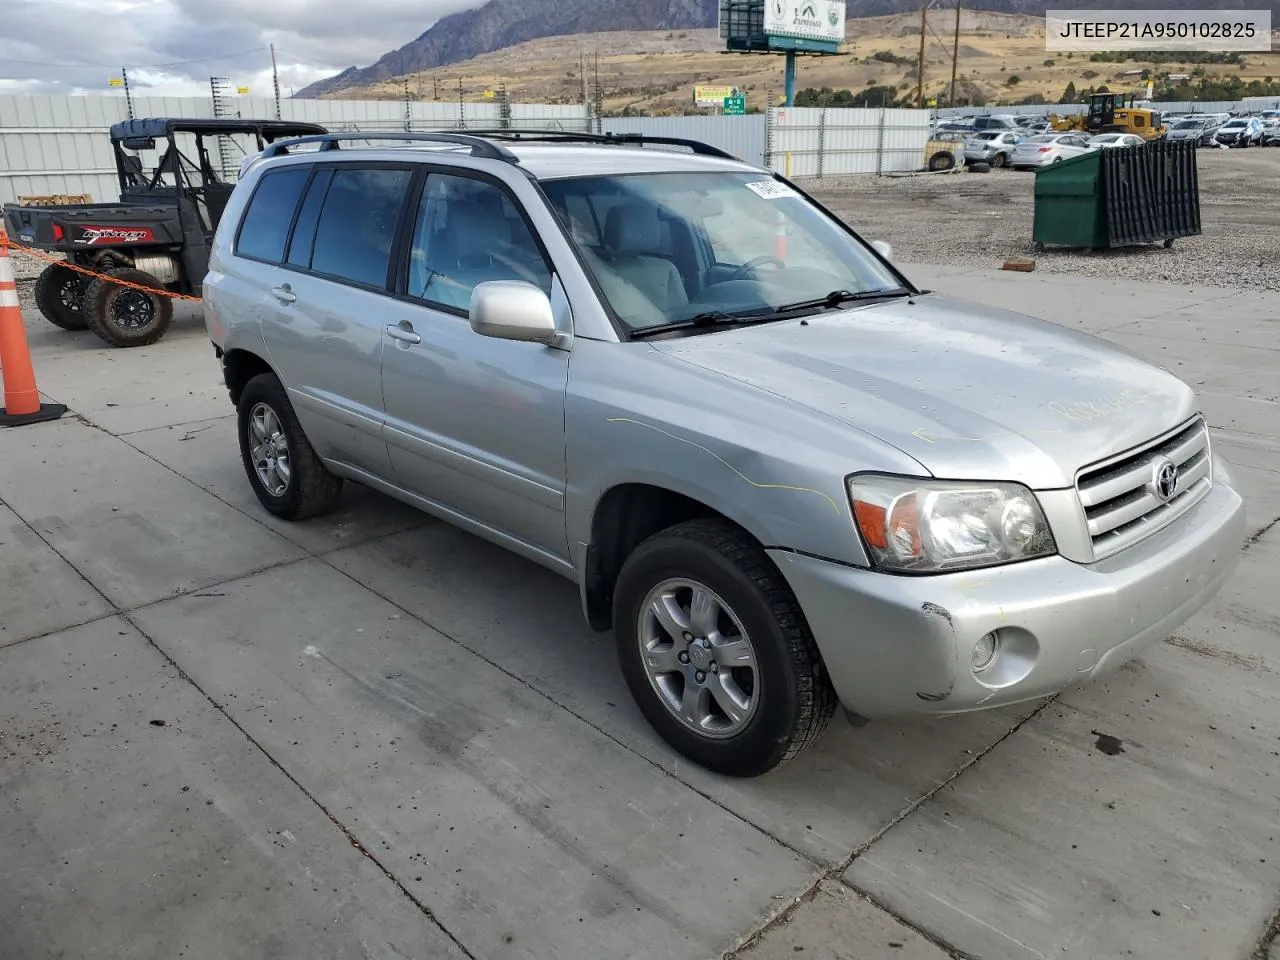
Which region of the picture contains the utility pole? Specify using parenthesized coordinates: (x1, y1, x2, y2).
(916, 0, 928, 109)
(403, 77, 412, 131)
(593, 51, 603, 132)
(122, 66, 134, 120)
(950, 2, 961, 106)
(269, 43, 282, 119)
(457, 76, 465, 128)
(433, 76, 439, 101)
(580, 50, 589, 109)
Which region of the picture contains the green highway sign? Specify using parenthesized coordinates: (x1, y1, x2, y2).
(723, 95, 746, 115)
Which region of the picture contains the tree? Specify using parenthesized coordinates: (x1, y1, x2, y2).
(1059, 80, 1078, 103)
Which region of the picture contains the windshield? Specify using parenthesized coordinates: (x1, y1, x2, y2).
(539, 171, 902, 332)
(1173, 120, 1202, 129)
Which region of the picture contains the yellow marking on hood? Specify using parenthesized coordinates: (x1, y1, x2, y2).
(606, 417, 843, 516)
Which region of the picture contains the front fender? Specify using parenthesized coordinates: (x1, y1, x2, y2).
(564, 339, 927, 568)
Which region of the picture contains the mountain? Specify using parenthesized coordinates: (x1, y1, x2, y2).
(296, 0, 716, 99)
(298, 0, 1280, 99)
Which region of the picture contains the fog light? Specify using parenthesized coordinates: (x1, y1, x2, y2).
(972, 631, 1000, 673)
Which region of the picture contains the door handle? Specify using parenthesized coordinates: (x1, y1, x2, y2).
(384, 322, 421, 345)
(271, 284, 296, 304)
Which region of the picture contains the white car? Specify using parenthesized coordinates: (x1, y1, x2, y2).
(1009, 133, 1093, 169)
(963, 131, 1024, 167)
(1087, 133, 1146, 150)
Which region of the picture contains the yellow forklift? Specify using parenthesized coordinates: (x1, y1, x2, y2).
(1049, 91, 1167, 141)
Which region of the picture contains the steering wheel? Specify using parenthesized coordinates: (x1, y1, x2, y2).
(729, 255, 785, 282)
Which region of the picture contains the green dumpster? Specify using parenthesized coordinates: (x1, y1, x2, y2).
(1032, 138, 1201, 251)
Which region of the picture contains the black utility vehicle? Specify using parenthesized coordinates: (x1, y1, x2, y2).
(3, 118, 326, 346)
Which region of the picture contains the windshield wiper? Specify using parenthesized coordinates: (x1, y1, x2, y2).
(629, 288, 913, 340)
(769, 287, 913, 313)
(630, 308, 779, 339)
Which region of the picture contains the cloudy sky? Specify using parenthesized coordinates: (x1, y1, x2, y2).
(1, 0, 479, 97)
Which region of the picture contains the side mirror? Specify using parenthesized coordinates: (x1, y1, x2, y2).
(871, 240, 895, 263)
(469, 280, 557, 344)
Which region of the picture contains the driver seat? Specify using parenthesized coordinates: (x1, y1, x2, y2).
(603, 204, 689, 313)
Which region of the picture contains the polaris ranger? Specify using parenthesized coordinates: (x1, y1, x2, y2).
(3, 118, 327, 347)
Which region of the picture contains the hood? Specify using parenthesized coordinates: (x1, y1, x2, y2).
(652, 295, 1198, 490)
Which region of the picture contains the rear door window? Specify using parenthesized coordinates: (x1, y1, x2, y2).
(310, 166, 413, 290)
(285, 169, 332, 269)
(235, 166, 310, 263)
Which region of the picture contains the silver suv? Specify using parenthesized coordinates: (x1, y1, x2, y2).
(204, 131, 1245, 777)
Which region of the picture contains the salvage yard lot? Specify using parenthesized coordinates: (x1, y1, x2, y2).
(2, 226, 1279, 957)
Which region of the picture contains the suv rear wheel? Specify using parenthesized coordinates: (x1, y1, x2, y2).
(237, 372, 342, 520)
(34, 263, 88, 330)
(612, 519, 837, 777)
(82, 267, 173, 347)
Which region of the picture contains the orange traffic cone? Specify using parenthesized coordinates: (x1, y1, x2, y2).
(0, 222, 65, 426)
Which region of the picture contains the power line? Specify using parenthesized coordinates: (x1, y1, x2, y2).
(0, 47, 268, 70)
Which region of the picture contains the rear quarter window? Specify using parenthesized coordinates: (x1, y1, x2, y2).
(235, 167, 311, 263)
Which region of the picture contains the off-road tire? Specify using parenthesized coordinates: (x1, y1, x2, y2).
(613, 519, 838, 777)
(928, 150, 956, 171)
(83, 267, 173, 347)
(237, 372, 342, 521)
(34, 263, 89, 330)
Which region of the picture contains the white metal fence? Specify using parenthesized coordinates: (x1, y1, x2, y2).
(601, 115, 768, 166)
(1, 93, 940, 205)
(0, 93, 589, 204)
(767, 107, 932, 177)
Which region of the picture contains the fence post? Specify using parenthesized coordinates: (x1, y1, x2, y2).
(817, 108, 827, 179)
(876, 107, 887, 177)
(765, 99, 775, 172)
(498, 84, 512, 129)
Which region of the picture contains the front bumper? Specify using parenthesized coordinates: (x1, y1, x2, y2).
(768, 466, 1246, 719)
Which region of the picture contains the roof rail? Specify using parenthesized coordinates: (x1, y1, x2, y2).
(457, 128, 742, 160)
(258, 131, 518, 162)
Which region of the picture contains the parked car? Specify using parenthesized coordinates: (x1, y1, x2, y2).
(964, 130, 1024, 167)
(1214, 117, 1263, 147)
(972, 115, 1019, 132)
(204, 130, 1246, 777)
(1009, 133, 1093, 169)
(1260, 119, 1280, 146)
(1167, 118, 1219, 146)
(1086, 133, 1146, 150)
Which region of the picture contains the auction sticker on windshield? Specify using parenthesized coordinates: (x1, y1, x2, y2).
(745, 180, 799, 200)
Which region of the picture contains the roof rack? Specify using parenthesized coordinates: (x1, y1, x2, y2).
(258, 132, 519, 162)
(460, 128, 740, 160)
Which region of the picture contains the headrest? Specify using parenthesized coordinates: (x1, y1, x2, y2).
(453, 200, 512, 260)
(604, 203, 661, 256)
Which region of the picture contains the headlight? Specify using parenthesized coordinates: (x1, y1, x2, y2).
(847, 475, 1057, 573)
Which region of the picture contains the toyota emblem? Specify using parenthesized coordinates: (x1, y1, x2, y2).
(1152, 458, 1179, 501)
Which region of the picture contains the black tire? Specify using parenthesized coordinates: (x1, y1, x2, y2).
(82, 267, 173, 347)
(969, 162, 991, 173)
(613, 519, 837, 777)
(992, 152, 1008, 168)
(928, 150, 955, 171)
(237, 373, 342, 521)
(34, 263, 89, 330)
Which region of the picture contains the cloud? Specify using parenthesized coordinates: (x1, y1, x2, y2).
(0, 0, 480, 96)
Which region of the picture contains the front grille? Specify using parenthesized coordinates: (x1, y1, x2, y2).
(1076, 418, 1212, 560)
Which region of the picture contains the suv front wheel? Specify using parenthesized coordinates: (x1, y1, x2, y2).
(237, 372, 343, 520)
(612, 519, 837, 777)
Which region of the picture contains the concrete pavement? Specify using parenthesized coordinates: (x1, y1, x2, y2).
(2, 265, 1278, 960)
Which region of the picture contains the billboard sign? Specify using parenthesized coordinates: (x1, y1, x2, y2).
(764, 0, 845, 44)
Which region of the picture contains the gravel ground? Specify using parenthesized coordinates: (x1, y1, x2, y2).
(809, 146, 1280, 290)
